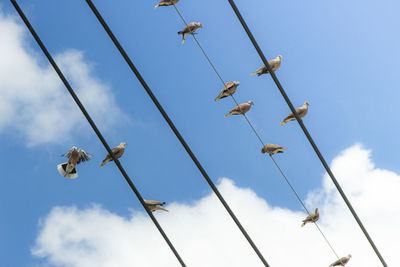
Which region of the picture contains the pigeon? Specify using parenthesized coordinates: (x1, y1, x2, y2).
(214, 81, 240, 101)
(329, 255, 352, 266)
(178, 22, 202, 44)
(301, 208, 319, 227)
(155, 0, 179, 8)
(225, 101, 254, 117)
(251, 55, 282, 76)
(144, 200, 169, 212)
(280, 102, 310, 126)
(101, 142, 126, 167)
(57, 146, 91, 179)
(261, 144, 287, 155)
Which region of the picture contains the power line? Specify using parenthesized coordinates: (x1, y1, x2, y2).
(172, 4, 341, 260)
(84, 0, 271, 266)
(226, 0, 388, 266)
(9, 1, 187, 266)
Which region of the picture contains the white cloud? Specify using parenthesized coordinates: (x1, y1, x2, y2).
(32, 144, 399, 267)
(0, 12, 125, 146)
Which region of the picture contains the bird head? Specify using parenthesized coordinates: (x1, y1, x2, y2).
(261, 146, 267, 154)
(248, 100, 254, 106)
(315, 208, 319, 213)
(233, 81, 240, 86)
(120, 142, 127, 147)
(71, 146, 78, 151)
(348, 254, 352, 258)
(304, 101, 310, 106)
(277, 55, 282, 60)
(196, 22, 203, 28)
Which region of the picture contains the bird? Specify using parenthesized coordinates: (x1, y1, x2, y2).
(214, 81, 240, 101)
(225, 101, 254, 117)
(178, 22, 202, 44)
(154, 0, 179, 8)
(280, 101, 310, 126)
(57, 146, 91, 179)
(261, 144, 287, 155)
(329, 255, 352, 266)
(301, 208, 319, 227)
(144, 200, 169, 212)
(251, 55, 282, 76)
(101, 142, 126, 167)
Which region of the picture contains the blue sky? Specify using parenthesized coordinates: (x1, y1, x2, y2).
(0, 0, 399, 266)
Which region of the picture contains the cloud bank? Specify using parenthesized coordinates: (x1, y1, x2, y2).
(32, 144, 399, 266)
(0, 12, 125, 146)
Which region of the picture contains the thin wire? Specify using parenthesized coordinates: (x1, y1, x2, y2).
(84, 1, 271, 266)
(226, 1, 388, 266)
(9, 1, 187, 266)
(173, 3, 340, 260)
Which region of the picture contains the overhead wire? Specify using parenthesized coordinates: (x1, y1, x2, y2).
(172, 3, 341, 261)
(9, 1, 187, 266)
(226, 0, 387, 266)
(84, 0, 271, 266)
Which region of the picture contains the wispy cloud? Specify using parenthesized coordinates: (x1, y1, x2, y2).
(32, 144, 399, 266)
(0, 12, 126, 146)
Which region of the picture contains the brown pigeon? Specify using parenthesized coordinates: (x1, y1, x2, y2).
(225, 101, 254, 117)
(280, 102, 310, 126)
(155, 0, 179, 8)
(261, 144, 287, 155)
(101, 142, 126, 166)
(57, 146, 91, 179)
(215, 81, 240, 101)
(301, 208, 319, 227)
(144, 200, 169, 212)
(329, 255, 352, 266)
(251, 55, 282, 76)
(178, 22, 202, 44)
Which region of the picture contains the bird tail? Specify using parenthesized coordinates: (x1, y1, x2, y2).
(225, 112, 232, 117)
(251, 70, 259, 75)
(159, 207, 169, 212)
(280, 120, 288, 126)
(57, 163, 78, 179)
(214, 93, 222, 102)
(301, 221, 306, 227)
(277, 150, 284, 154)
(101, 158, 111, 167)
(181, 33, 187, 44)
(154, 4, 160, 8)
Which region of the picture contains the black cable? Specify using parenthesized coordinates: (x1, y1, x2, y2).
(226, 0, 388, 266)
(9, 1, 187, 266)
(173, 4, 341, 260)
(84, 0, 271, 266)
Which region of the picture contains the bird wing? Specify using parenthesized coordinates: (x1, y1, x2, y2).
(77, 149, 91, 164)
(144, 200, 164, 206)
(61, 148, 75, 159)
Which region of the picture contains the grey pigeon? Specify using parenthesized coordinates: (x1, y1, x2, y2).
(261, 144, 287, 155)
(155, 0, 179, 8)
(57, 146, 91, 179)
(101, 142, 126, 166)
(251, 55, 282, 76)
(215, 81, 240, 101)
(329, 255, 352, 266)
(178, 22, 202, 44)
(225, 101, 254, 117)
(280, 102, 310, 126)
(144, 200, 169, 212)
(301, 208, 319, 227)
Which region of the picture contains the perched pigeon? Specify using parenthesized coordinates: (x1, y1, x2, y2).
(178, 22, 202, 44)
(144, 200, 169, 212)
(301, 208, 319, 227)
(261, 144, 287, 155)
(215, 81, 240, 101)
(101, 142, 126, 167)
(280, 102, 310, 126)
(154, 0, 179, 8)
(57, 146, 91, 179)
(225, 101, 254, 117)
(329, 255, 352, 266)
(251, 55, 282, 76)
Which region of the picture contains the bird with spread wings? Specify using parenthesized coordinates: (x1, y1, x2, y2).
(57, 146, 91, 179)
